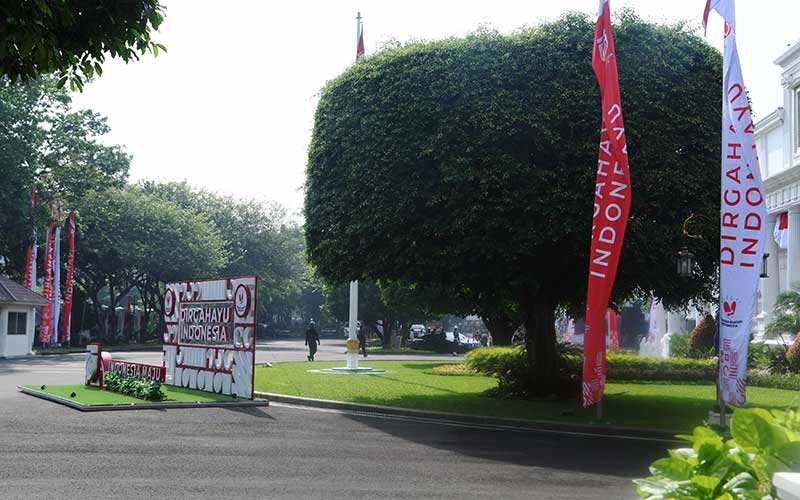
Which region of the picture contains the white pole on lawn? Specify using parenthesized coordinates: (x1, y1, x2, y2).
(347, 280, 359, 369)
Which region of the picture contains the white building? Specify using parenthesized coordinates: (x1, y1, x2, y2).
(0, 277, 50, 358)
(755, 39, 800, 336)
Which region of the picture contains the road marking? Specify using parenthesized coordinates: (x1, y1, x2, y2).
(269, 402, 681, 444)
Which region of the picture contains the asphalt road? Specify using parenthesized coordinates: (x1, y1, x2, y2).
(0, 340, 664, 499)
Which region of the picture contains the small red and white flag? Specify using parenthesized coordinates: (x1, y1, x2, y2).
(775, 212, 788, 249)
(356, 13, 365, 61)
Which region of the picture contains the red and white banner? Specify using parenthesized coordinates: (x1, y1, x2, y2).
(704, 0, 767, 406)
(606, 309, 620, 351)
(23, 188, 37, 291)
(775, 212, 788, 249)
(582, 0, 632, 407)
(356, 14, 365, 61)
(61, 211, 76, 344)
(51, 207, 61, 345)
(38, 207, 55, 344)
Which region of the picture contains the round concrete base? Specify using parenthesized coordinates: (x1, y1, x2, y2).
(308, 367, 387, 375)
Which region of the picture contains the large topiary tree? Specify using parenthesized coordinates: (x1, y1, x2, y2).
(305, 11, 722, 394)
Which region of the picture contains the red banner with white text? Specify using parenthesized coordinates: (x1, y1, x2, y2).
(61, 211, 76, 344)
(24, 188, 37, 291)
(38, 214, 55, 344)
(582, 0, 632, 407)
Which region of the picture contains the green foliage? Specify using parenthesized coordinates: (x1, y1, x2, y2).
(688, 315, 716, 359)
(766, 289, 800, 340)
(0, 76, 130, 278)
(605, 352, 717, 382)
(0, 1, 166, 90)
(635, 408, 800, 499)
(103, 371, 165, 401)
(669, 332, 691, 359)
(465, 346, 525, 376)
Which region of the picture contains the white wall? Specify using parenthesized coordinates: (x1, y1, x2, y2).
(0, 306, 36, 358)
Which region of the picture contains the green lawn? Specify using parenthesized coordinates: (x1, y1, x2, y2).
(254, 361, 800, 432)
(23, 384, 239, 405)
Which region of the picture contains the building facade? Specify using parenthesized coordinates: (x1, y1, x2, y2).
(754, 39, 800, 336)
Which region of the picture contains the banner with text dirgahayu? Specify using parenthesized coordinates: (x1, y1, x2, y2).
(704, 0, 767, 406)
(163, 276, 258, 399)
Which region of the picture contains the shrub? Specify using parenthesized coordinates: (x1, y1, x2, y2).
(465, 346, 525, 376)
(635, 407, 800, 499)
(103, 371, 165, 401)
(668, 332, 690, 358)
(606, 352, 716, 382)
(687, 315, 715, 359)
(787, 334, 800, 372)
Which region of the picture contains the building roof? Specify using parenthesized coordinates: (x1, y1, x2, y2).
(0, 277, 50, 306)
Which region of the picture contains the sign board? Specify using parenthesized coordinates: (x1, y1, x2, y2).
(163, 276, 258, 399)
(107, 360, 165, 381)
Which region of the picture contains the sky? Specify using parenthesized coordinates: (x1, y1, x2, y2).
(70, 1, 800, 218)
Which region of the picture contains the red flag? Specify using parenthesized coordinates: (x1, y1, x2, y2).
(582, 0, 632, 407)
(23, 188, 37, 291)
(39, 203, 55, 344)
(61, 211, 76, 344)
(356, 14, 364, 61)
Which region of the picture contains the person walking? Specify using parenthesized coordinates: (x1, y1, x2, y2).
(451, 325, 460, 356)
(305, 319, 320, 361)
(357, 322, 367, 358)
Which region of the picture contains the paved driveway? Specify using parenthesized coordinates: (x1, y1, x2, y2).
(0, 340, 660, 499)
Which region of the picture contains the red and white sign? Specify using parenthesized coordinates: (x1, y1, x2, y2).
(704, 0, 767, 406)
(582, 0, 632, 408)
(163, 276, 258, 399)
(107, 360, 165, 381)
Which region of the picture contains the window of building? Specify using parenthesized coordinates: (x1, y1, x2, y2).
(7, 312, 27, 335)
(796, 87, 800, 154)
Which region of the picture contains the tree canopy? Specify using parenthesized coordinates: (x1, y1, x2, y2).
(0, 1, 166, 90)
(305, 11, 723, 391)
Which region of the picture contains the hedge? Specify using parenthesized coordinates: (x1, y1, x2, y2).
(465, 347, 800, 390)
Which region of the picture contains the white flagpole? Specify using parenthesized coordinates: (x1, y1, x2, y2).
(345, 11, 363, 370)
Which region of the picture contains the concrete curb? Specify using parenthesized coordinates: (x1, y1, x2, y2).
(33, 346, 164, 356)
(254, 391, 684, 442)
(21, 386, 269, 412)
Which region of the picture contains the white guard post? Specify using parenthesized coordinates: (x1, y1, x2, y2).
(346, 280, 359, 369)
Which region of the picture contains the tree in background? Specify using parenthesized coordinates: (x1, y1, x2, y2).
(306, 12, 722, 395)
(0, 1, 166, 91)
(141, 181, 308, 331)
(0, 76, 130, 279)
(72, 186, 227, 342)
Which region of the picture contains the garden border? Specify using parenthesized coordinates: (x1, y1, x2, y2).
(255, 390, 683, 443)
(20, 386, 269, 412)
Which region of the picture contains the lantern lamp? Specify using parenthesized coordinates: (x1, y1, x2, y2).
(677, 247, 694, 278)
(761, 253, 770, 279)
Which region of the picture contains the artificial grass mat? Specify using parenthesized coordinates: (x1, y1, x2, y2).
(254, 360, 800, 432)
(23, 384, 239, 405)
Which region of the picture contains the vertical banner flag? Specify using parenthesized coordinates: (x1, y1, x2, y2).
(606, 309, 620, 351)
(51, 206, 62, 345)
(39, 203, 55, 344)
(24, 188, 37, 291)
(704, 0, 767, 406)
(356, 12, 364, 61)
(61, 211, 76, 344)
(582, 0, 632, 407)
(775, 212, 788, 249)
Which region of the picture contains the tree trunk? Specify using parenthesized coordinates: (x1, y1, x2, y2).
(481, 313, 521, 346)
(522, 298, 559, 394)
